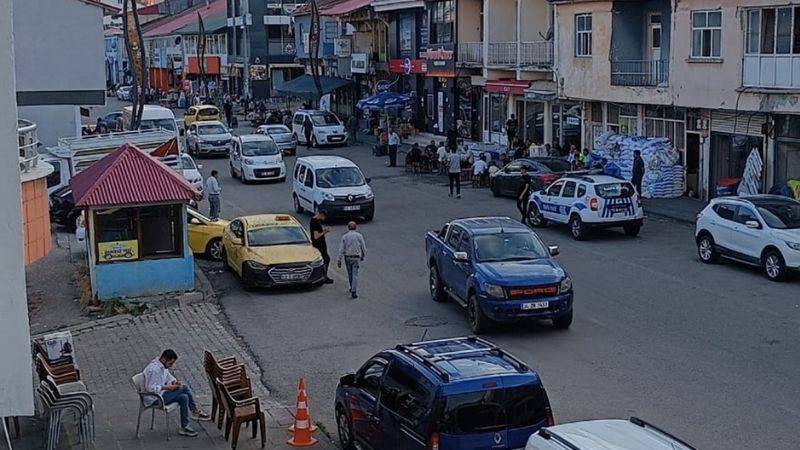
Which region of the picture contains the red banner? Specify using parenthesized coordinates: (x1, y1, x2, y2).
(388, 58, 427, 74)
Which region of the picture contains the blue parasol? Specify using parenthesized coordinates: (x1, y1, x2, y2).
(356, 91, 413, 112)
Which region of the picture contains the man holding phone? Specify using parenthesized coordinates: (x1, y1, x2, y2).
(143, 349, 210, 437)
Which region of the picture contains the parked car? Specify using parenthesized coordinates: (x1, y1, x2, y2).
(490, 157, 572, 198)
(116, 85, 132, 101)
(184, 105, 221, 130)
(695, 195, 800, 281)
(186, 120, 232, 157)
(292, 156, 374, 221)
(49, 185, 80, 231)
(335, 336, 554, 450)
(229, 134, 286, 183)
(220, 214, 326, 289)
(187, 208, 228, 260)
(291, 109, 348, 147)
(178, 154, 203, 193)
(426, 217, 573, 333)
(525, 417, 698, 450)
(528, 175, 644, 240)
(122, 105, 179, 139)
(256, 124, 297, 155)
(102, 111, 123, 132)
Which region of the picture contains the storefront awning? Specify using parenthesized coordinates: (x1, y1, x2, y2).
(484, 80, 531, 96)
(187, 56, 221, 75)
(371, 0, 425, 12)
(275, 75, 352, 98)
(321, 0, 371, 15)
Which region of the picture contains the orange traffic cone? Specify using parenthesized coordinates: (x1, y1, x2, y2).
(287, 378, 318, 447)
(288, 378, 318, 432)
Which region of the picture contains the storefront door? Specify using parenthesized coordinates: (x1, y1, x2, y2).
(775, 115, 800, 186)
(710, 132, 763, 197)
(685, 132, 701, 196)
(483, 93, 508, 144)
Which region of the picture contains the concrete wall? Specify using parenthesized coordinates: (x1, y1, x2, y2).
(21, 177, 53, 265)
(486, 0, 515, 42)
(0, 0, 35, 417)
(459, 0, 483, 43)
(520, 0, 551, 42)
(610, 0, 671, 62)
(17, 105, 81, 147)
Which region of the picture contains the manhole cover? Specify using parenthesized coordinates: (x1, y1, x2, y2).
(404, 316, 448, 327)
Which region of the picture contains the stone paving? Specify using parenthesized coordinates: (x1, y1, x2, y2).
(21, 303, 336, 450)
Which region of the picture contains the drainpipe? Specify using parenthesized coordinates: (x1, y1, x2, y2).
(515, 0, 520, 80)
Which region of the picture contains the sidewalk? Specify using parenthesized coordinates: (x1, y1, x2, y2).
(644, 196, 706, 224)
(19, 303, 336, 450)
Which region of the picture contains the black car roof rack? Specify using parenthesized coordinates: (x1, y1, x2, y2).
(394, 344, 451, 382)
(538, 428, 581, 450)
(629, 417, 698, 450)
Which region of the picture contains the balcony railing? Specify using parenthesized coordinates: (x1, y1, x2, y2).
(268, 39, 296, 56)
(520, 41, 553, 67)
(610, 59, 668, 87)
(488, 42, 517, 66)
(18, 119, 39, 174)
(458, 42, 483, 65)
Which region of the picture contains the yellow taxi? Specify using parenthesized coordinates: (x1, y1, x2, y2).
(187, 208, 229, 260)
(184, 105, 221, 130)
(220, 214, 325, 289)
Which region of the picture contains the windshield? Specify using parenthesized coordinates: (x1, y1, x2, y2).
(439, 384, 549, 434)
(180, 155, 196, 170)
(754, 200, 800, 229)
(539, 159, 571, 172)
(595, 182, 635, 199)
(265, 126, 291, 136)
(198, 124, 228, 135)
(473, 232, 548, 262)
(198, 107, 218, 116)
(247, 226, 309, 246)
(140, 119, 176, 132)
(311, 113, 340, 126)
(242, 140, 280, 156)
(315, 167, 365, 188)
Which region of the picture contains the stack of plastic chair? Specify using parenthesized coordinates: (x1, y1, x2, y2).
(36, 378, 94, 450)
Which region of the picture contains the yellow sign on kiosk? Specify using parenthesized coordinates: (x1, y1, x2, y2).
(98, 240, 138, 262)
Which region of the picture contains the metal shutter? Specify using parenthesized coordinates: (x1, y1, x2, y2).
(711, 111, 767, 136)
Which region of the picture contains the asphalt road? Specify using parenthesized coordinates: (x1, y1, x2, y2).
(87, 96, 798, 449)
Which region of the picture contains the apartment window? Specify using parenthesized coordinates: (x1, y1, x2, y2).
(691, 11, 721, 58)
(747, 6, 800, 55)
(575, 13, 592, 57)
(430, 0, 455, 44)
(644, 106, 685, 150)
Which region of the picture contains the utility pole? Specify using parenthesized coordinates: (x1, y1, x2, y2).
(242, 0, 251, 98)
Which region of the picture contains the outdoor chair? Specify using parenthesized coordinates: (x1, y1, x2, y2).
(203, 351, 253, 429)
(45, 375, 87, 396)
(216, 379, 266, 450)
(130, 372, 180, 440)
(35, 353, 80, 385)
(37, 379, 94, 450)
(33, 340, 74, 367)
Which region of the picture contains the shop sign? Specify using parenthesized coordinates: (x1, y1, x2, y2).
(249, 64, 267, 80)
(424, 44, 455, 78)
(376, 80, 390, 92)
(351, 53, 368, 74)
(389, 58, 427, 74)
(335, 38, 351, 57)
(98, 240, 138, 262)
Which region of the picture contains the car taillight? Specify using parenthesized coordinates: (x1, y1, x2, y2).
(590, 198, 599, 211)
(427, 432, 440, 450)
(546, 406, 555, 427)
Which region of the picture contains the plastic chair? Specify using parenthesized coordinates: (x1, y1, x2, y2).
(203, 351, 252, 430)
(216, 379, 266, 450)
(130, 373, 180, 440)
(37, 380, 94, 450)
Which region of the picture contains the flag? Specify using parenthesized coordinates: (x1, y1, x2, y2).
(150, 138, 179, 157)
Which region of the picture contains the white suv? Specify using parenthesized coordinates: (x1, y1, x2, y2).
(229, 134, 286, 183)
(528, 175, 644, 240)
(526, 417, 697, 450)
(292, 156, 374, 221)
(695, 195, 800, 281)
(291, 109, 348, 147)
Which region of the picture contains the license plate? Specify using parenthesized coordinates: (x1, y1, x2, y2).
(280, 274, 305, 281)
(522, 301, 549, 310)
(343, 205, 360, 211)
(329, 136, 343, 142)
(611, 205, 627, 211)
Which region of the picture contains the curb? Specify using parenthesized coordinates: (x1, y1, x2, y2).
(644, 208, 696, 225)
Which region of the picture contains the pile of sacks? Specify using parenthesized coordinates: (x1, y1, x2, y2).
(592, 132, 685, 198)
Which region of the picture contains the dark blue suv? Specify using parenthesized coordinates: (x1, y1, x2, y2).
(334, 336, 554, 450)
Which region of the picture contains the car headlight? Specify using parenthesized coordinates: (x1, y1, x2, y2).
(243, 158, 254, 165)
(559, 276, 572, 294)
(197, 138, 206, 144)
(786, 241, 800, 251)
(323, 192, 335, 202)
(310, 257, 324, 268)
(364, 191, 374, 200)
(246, 260, 267, 270)
(483, 282, 505, 299)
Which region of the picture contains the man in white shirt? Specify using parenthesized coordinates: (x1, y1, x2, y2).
(472, 157, 488, 176)
(436, 142, 448, 174)
(205, 170, 222, 220)
(142, 349, 210, 437)
(387, 128, 400, 167)
(337, 221, 367, 299)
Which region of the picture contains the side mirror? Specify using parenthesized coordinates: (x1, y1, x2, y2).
(454, 251, 469, 262)
(339, 373, 355, 387)
(189, 217, 203, 225)
(745, 220, 761, 229)
(548, 245, 560, 256)
(197, 164, 204, 169)
(540, 189, 548, 195)
(365, 177, 372, 184)
(230, 234, 243, 245)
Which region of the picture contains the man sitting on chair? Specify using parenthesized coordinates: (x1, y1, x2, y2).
(143, 349, 210, 437)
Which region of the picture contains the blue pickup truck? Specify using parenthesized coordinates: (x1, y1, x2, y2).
(425, 217, 574, 333)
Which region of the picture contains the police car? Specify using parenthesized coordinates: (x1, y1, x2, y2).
(527, 175, 644, 240)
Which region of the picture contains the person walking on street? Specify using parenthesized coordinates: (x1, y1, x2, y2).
(303, 115, 314, 148)
(347, 115, 359, 144)
(436, 142, 448, 175)
(205, 170, 221, 220)
(310, 211, 334, 284)
(387, 128, 400, 167)
(506, 114, 518, 145)
(337, 221, 366, 299)
(223, 96, 233, 127)
(517, 166, 532, 222)
(143, 349, 211, 437)
(447, 147, 463, 198)
(632, 149, 645, 196)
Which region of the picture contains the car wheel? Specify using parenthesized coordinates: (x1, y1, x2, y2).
(527, 203, 547, 227)
(241, 169, 249, 184)
(205, 238, 223, 261)
(569, 215, 586, 241)
(490, 181, 500, 197)
(195, 144, 202, 158)
(293, 195, 305, 213)
(467, 293, 488, 334)
(763, 250, 788, 282)
(229, 163, 237, 179)
(242, 265, 257, 291)
(429, 265, 446, 303)
(697, 234, 719, 264)
(623, 224, 641, 237)
(336, 406, 355, 450)
(552, 310, 573, 329)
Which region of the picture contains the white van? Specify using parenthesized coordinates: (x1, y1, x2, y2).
(122, 105, 179, 138)
(291, 109, 348, 147)
(229, 134, 286, 183)
(292, 156, 374, 221)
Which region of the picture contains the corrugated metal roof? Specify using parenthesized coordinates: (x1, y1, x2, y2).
(143, 0, 225, 38)
(320, 0, 371, 15)
(70, 144, 201, 208)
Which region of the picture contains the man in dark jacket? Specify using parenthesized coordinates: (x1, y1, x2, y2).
(303, 116, 314, 147)
(517, 166, 532, 222)
(631, 149, 645, 196)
